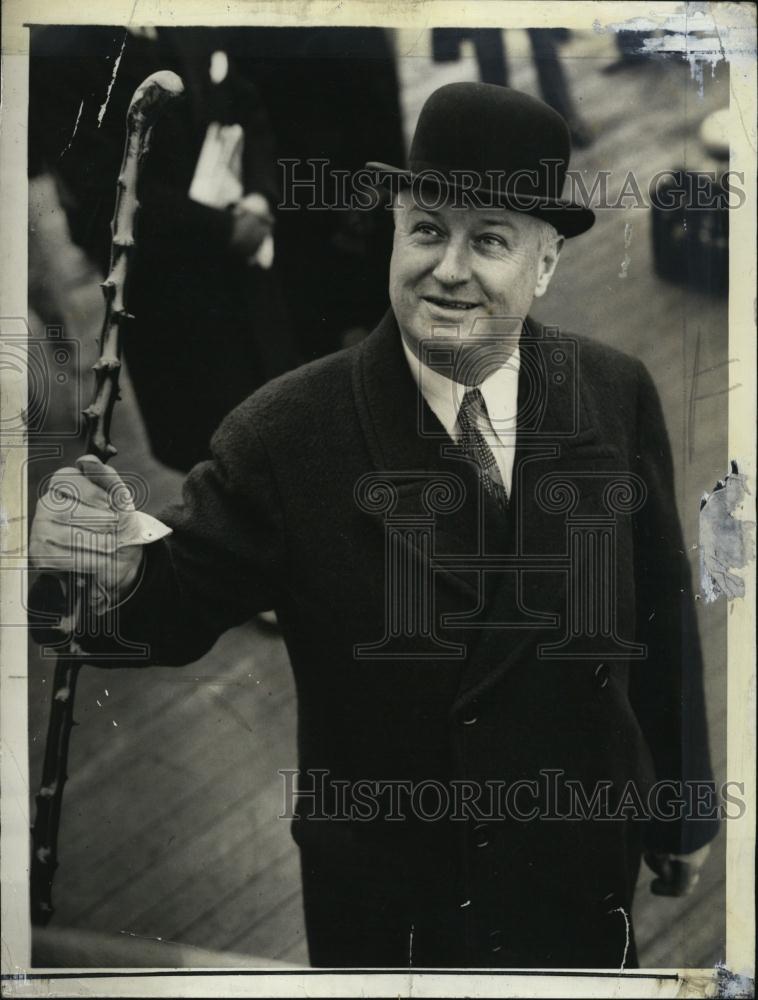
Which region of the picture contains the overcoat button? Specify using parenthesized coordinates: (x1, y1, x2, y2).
(594, 663, 609, 689)
(473, 823, 490, 847)
(461, 703, 479, 725)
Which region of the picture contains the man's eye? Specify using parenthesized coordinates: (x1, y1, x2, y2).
(413, 223, 442, 237)
(477, 233, 507, 249)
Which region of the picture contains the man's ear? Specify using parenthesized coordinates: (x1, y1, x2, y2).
(533, 235, 564, 299)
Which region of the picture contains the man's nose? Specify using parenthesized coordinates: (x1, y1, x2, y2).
(431, 236, 472, 286)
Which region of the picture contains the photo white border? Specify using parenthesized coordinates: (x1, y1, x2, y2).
(2, 2, 755, 996)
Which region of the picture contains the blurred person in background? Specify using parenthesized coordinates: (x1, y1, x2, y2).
(602, 29, 655, 73)
(29, 25, 299, 472)
(229, 27, 406, 359)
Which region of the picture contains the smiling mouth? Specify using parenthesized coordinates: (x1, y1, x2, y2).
(422, 296, 480, 311)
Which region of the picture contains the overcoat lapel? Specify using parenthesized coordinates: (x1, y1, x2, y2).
(352, 311, 483, 607)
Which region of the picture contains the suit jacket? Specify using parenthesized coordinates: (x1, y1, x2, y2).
(60, 310, 717, 968)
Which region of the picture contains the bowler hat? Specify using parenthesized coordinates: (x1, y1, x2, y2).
(367, 82, 595, 238)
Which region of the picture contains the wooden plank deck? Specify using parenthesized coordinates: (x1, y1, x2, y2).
(28, 26, 729, 970)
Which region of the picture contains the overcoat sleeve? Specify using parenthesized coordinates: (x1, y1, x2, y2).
(629, 360, 718, 854)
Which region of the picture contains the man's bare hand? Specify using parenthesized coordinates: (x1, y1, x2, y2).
(30, 455, 171, 611)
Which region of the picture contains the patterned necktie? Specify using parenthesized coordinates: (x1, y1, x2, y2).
(456, 388, 509, 511)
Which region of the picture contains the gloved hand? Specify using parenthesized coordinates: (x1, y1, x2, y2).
(229, 197, 274, 260)
(645, 843, 711, 897)
(30, 455, 171, 613)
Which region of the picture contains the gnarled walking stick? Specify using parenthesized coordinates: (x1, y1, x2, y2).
(30, 71, 185, 927)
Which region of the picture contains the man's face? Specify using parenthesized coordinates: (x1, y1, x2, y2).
(389, 188, 563, 380)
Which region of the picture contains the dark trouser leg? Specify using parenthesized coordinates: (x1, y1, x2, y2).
(472, 29, 508, 86)
(431, 28, 467, 63)
(300, 841, 467, 968)
(527, 28, 574, 120)
(528, 28, 593, 148)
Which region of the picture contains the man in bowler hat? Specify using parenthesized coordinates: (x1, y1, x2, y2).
(31, 83, 716, 968)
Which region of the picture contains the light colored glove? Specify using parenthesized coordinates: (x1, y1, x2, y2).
(30, 454, 171, 612)
(235, 193, 275, 269)
(645, 843, 711, 896)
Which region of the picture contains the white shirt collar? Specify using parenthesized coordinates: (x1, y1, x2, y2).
(401, 336, 521, 446)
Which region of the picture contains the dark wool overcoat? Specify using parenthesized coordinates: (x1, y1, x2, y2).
(86, 311, 717, 968)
